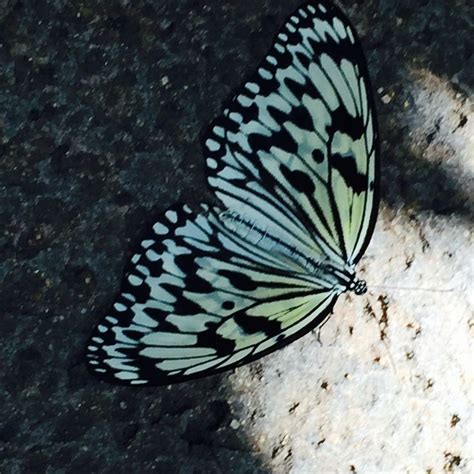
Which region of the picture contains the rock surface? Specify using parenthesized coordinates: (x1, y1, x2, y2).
(1, 0, 472, 472)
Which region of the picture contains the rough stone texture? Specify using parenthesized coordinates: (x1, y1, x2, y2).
(1, 1, 472, 473)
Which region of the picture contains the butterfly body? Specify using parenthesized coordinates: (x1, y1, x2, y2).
(87, 0, 379, 386)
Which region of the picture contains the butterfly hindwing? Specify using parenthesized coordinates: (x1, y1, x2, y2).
(87, 205, 337, 385)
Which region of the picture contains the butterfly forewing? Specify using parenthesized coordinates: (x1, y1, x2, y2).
(87, 0, 379, 385)
(204, 0, 378, 266)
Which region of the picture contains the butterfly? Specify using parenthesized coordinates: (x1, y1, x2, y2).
(86, 0, 379, 386)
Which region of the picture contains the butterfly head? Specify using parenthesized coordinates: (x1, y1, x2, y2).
(350, 279, 367, 295)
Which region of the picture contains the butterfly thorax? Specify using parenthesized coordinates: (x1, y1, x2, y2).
(308, 258, 367, 295)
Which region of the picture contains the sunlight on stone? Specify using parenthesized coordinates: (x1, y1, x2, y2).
(227, 69, 473, 473)
(407, 68, 473, 185)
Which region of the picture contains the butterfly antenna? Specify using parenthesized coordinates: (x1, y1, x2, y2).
(370, 285, 456, 293)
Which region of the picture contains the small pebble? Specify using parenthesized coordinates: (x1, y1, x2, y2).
(230, 419, 240, 429)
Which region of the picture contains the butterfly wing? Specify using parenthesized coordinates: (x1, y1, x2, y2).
(87, 0, 379, 386)
(204, 0, 379, 267)
(86, 205, 338, 385)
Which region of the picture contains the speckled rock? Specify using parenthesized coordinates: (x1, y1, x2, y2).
(1, 0, 472, 473)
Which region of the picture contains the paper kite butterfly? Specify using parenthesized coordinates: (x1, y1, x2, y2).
(86, 0, 379, 385)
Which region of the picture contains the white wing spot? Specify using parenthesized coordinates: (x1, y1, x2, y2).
(131, 254, 140, 264)
(115, 371, 139, 380)
(214, 126, 225, 137)
(237, 95, 253, 107)
(229, 112, 243, 123)
(141, 239, 154, 249)
(122, 293, 136, 302)
(145, 249, 160, 261)
(267, 55, 278, 66)
(106, 316, 118, 324)
(135, 265, 150, 277)
(165, 210, 178, 223)
(308, 5, 316, 14)
(278, 33, 288, 42)
(246, 82, 260, 94)
(153, 222, 169, 235)
(347, 26, 355, 43)
(319, 4, 327, 13)
(88, 345, 98, 352)
(290, 15, 300, 24)
(333, 18, 347, 39)
(128, 275, 143, 286)
(206, 138, 220, 151)
(114, 303, 127, 312)
(98, 325, 108, 333)
(207, 158, 218, 170)
(275, 43, 285, 53)
(92, 337, 104, 343)
(258, 68, 272, 80)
